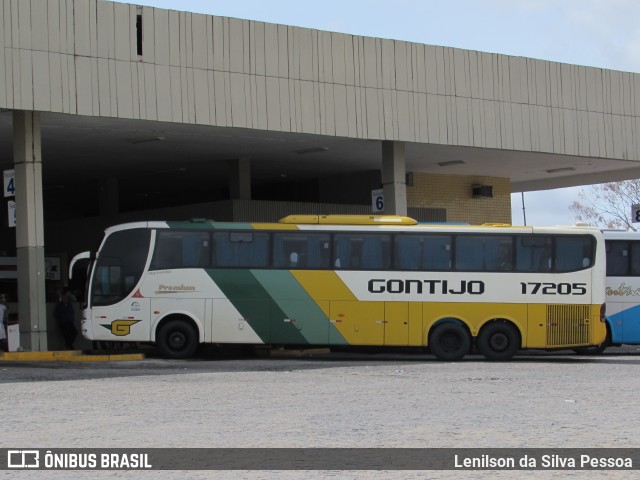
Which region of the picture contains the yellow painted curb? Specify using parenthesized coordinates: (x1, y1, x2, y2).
(67, 353, 145, 362)
(0, 351, 75, 361)
(108, 353, 145, 361)
(66, 355, 112, 362)
(0, 351, 145, 362)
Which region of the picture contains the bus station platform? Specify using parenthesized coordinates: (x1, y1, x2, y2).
(0, 351, 145, 362)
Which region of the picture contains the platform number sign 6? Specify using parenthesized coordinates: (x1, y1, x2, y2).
(633, 204, 640, 224)
(372, 188, 384, 213)
(3, 169, 15, 198)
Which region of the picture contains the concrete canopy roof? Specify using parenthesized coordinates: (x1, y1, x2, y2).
(2, 0, 640, 222)
(2, 110, 640, 221)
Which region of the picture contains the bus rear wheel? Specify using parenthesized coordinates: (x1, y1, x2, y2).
(477, 322, 519, 361)
(157, 319, 198, 359)
(429, 322, 471, 361)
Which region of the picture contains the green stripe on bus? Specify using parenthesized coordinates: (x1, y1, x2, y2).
(252, 270, 347, 345)
(205, 269, 309, 345)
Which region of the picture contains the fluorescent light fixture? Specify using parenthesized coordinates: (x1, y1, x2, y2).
(295, 147, 328, 155)
(545, 167, 575, 174)
(437, 160, 465, 167)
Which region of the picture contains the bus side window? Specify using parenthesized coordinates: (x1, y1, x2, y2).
(333, 235, 351, 269)
(394, 235, 451, 271)
(181, 233, 210, 267)
(555, 236, 594, 272)
(151, 231, 210, 269)
(361, 236, 390, 269)
(630, 242, 640, 276)
(607, 240, 630, 276)
(214, 231, 269, 268)
(395, 236, 421, 270)
(516, 236, 552, 272)
(334, 234, 390, 270)
(424, 236, 451, 270)
(455, 237, 482, 270)
(456, 235, 512, 271)
(151, 234, 181, 269)
(273, 233, 330, 269)
(308, 237, 331, 268)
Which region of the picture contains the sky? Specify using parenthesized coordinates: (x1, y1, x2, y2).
(114, 0, 640, 226)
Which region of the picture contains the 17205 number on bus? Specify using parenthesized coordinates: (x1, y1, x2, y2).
(520, 282, 587, 295)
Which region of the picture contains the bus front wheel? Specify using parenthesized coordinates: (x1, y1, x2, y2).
(157, 319, 198, 359)
(429, 322, 471, 361)
(477, 321, 520, 361)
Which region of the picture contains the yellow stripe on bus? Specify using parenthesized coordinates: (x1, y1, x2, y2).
(291, 270, 357, 316)
(252, 223, 299, 230)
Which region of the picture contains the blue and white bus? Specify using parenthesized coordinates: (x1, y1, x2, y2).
(594, 231, 640, 353)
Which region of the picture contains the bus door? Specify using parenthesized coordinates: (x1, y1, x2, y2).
(383, 302, 423, 346)
(384, 302, 409, 346)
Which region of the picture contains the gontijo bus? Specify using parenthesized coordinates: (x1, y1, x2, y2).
(69, 215, 607, 360)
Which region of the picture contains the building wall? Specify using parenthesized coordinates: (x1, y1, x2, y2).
(408, 173, 511, 225)
(1, 0, 639, 162)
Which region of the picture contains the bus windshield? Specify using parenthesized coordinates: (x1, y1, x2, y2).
(91, 228, 151, 306)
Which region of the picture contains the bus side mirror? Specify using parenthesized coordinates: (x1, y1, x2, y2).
(69, 251, 92, 279)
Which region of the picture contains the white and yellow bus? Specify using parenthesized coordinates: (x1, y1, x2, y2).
(70, 215, 607, 360)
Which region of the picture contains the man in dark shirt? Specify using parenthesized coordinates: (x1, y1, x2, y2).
(55, 290, 77, 350)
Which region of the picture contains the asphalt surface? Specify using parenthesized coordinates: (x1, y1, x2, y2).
(2, 344, 640, 383)
(2, 345, 639, 480)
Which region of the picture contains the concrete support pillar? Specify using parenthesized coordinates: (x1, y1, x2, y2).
(381, 141, 407, 216)
(99, 176, 119, 217)
(13, 110, 47, 351)
(229, 157, 251, 200)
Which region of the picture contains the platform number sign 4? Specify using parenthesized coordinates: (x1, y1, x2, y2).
(633, 204, 640, 224)
(4, 169, 15, 198)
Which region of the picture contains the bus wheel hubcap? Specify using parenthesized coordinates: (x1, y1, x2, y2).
(169, 332, 186, 349)
(442, 334, 459, 351)
(490, 333, 508, 351)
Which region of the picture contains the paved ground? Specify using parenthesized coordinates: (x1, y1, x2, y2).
(1, 346, 639, 479)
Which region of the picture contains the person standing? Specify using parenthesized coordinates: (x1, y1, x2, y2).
(54, 290, 77, 350)
(0, 294, 7, 351)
